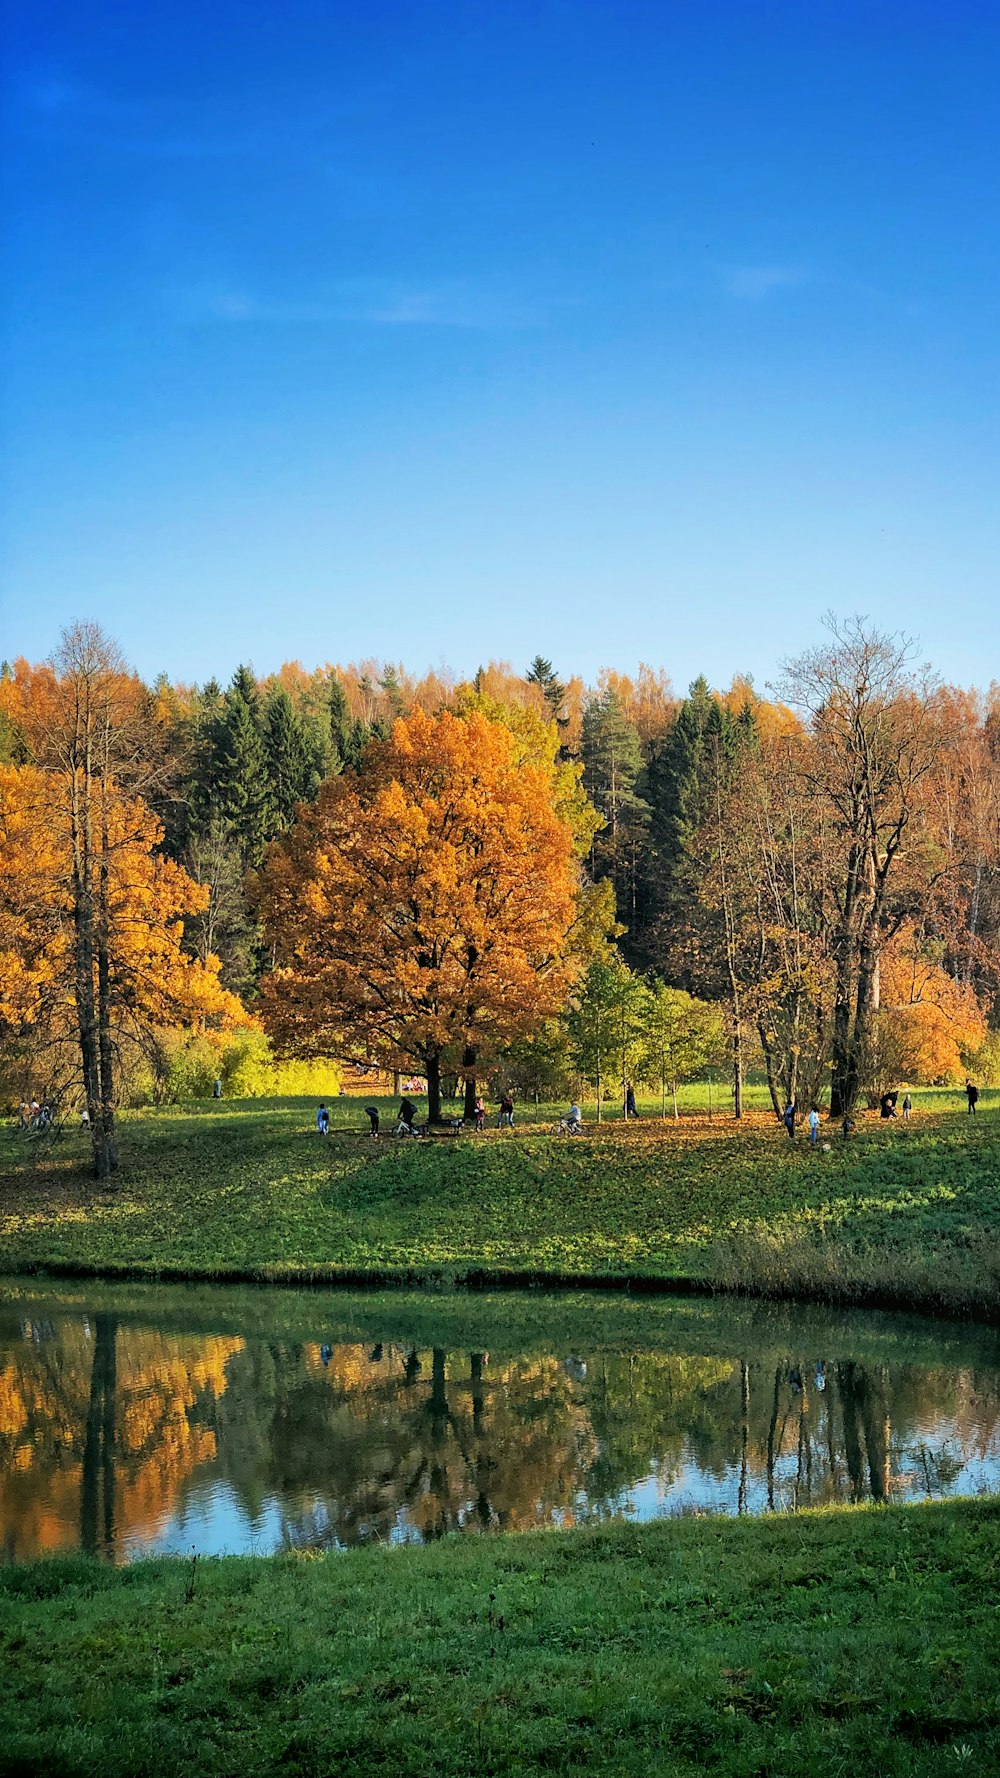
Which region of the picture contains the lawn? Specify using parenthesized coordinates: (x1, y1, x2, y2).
(2, 1499, 997, 1777)
(1, 1090, 997, 1317)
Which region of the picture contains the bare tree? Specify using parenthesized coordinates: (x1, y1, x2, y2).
(781, 616, 951, 1117)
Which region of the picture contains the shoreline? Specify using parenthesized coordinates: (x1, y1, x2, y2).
(3, 1252, 1000, 1326)
(3, 1098, 997, 1325)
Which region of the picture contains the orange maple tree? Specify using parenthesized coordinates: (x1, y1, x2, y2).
(254, 706, 586, 1120)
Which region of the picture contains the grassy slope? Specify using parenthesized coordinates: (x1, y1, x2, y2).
(2, 1501, 997, 1777)
(1, 1093, 997, 1316)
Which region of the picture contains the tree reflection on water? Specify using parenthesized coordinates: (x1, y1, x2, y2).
(0, 1305, 997, 1560)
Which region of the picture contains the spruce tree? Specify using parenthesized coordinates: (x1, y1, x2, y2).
(328, 677, 355, 771)
(265, 687, 313, 832)
(214, 690, 275, 870)
(580, 687, 650, 931)
(526, 655, 567, 721)
(642, 677, 753, 981)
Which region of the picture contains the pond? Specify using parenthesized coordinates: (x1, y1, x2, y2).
(1, 1279, 998, 1561)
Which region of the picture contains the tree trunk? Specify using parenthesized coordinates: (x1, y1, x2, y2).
(96, 819, 118, 1177)
(829, 887, 860, 1117)
(462, 1046, 477, 1120)
(759, 1023, 783, 1119)
(426, 1052, 442, 1124)
(845, 928, 879, 1114)
(732, 1011, 744, 1120)
(70, 778, 103, 1177)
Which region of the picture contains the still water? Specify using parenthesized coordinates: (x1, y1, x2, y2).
(2, 1281, 998, 1561)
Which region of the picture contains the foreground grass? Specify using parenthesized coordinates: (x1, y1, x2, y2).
(1, 1094, 997, 1317)
(1, 1500, 997, 1776)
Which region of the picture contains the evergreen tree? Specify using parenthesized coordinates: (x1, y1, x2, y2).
(642, 677, 753, 983)
(229, 663, 260, 711)
(328, 677, 355, 772)
(580, 687, 650, 932)
(379, 665, 405, 720)
(0, 663, 26, 764)
(265, 688, 313, 832)
(344, 716, 372, 770)
(214, 690, 275, 870)
(526, 656, 567, 722)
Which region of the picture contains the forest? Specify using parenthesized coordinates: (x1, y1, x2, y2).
(1, 617, 998, 1174)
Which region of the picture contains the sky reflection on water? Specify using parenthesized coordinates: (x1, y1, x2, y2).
(2, 1286, 998, 1561)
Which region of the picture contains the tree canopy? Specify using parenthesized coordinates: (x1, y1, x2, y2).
(254, 706, 591, 1120)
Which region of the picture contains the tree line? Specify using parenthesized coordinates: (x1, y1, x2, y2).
(1, 617, 998, 1171)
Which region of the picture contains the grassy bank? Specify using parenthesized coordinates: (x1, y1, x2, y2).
(1, 1094, 998, 1317)
(2, 1500, 997, 1776)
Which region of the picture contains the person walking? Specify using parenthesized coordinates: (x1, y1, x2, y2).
(966, 1080, 980, 1114)
(808, 1106, 820, 1145)
(316, 1104, 330, 1135)
(782, 1102, 797, 1139)
(902, 1091, 912, 1121)
(474, 1096, 486, 1132)
(498, 1092, 514, 1129)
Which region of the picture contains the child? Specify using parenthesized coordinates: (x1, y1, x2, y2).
(808, 1106, 820, 1144)
(316, 1104, 330, 1136)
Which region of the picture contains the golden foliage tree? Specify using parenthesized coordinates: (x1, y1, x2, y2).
(254, 707, 590, 1120)
(0, 627, 243, 1176)
(879, 928, 986, 1083)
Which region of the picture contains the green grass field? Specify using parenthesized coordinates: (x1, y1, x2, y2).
(2, 1500, 997, 1777)
(1, 1089, 997, 1316)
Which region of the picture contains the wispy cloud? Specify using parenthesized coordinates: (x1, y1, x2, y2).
(724, 264, 809, 301)
(170, 277, 550, 332)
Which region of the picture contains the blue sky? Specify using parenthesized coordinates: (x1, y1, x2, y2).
(2, 1, 998, 692)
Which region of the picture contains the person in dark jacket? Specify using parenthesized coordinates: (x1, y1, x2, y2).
(966, 1081, 980, 1114)
(782, 1102, 797, 1138)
